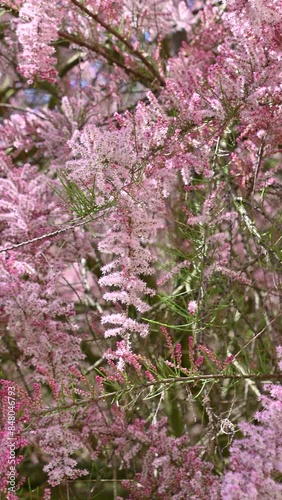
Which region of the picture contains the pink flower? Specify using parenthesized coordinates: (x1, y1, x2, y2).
(188, 300, 198, 315)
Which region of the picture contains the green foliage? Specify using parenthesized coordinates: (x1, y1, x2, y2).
(54, 173, 117, 218)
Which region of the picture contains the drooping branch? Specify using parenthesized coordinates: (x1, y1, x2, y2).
(59, 30, 157, 88)
(69, 0, 166, 86)
(38, 371, 282, 417)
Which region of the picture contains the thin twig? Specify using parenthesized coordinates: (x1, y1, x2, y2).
(0, 103, 50, 121)
(59, 30, 154, 88)
(0, 212, 104, 253)
(232, 317, 278, 361)
(251, 136, 266, 196)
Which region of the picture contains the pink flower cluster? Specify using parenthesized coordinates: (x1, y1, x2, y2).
(17, 0, 65, 83)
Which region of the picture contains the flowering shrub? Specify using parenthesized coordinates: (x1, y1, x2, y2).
(0, 0, 281, 498)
